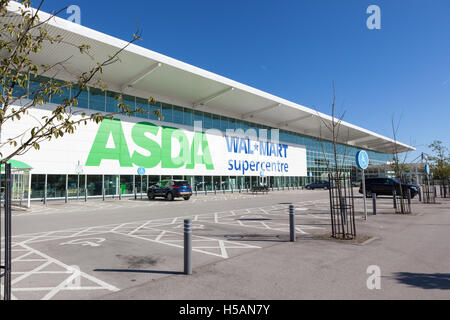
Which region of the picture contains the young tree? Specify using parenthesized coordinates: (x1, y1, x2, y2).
(390, 115, 413, 213)
(428, 140, 450, 181)
(316, 82, 355, 239)
(0, 0, 160, 165)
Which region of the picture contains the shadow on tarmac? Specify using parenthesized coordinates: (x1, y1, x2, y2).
(94, 269, 184, 275)
(394, 272, 450, 290)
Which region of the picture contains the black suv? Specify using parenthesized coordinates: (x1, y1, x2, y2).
(147, 180, 192, 201)
(359, 177, 420, 198)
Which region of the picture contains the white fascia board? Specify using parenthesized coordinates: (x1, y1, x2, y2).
(7, 1, 415, 153)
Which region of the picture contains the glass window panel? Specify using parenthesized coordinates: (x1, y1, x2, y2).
(105, 90, 120, 113)
(194, 110, 203, 127)
(135, 97, 149, 119)
(203, 112, 212, 129)
(173, 105, 183, 124)
(30, 174, 45, 199)
(149, 101, 161, 121)
(194, 176, 204, 192)
(89, 87, 105, 111)
(213, 115, 221, 129)
(213, 176, 221, 190)
(135, 175, 147, 196)
(71, 84, 89, 109)
(228, 118, 236, 130)
(28, 75, 50, 102)
(183, 108, 193, 126)
(104, 175, 118, 196)
(87, 175, 102, 196)
(119, 94, 136, 116)
(221, 116, 228, 130)
(68, 174, 85, 197)
(161, 103, 173, 123)
(120, 175, 133, 194)
(46, 174, 66, 198)
(204, 176, 212, 191)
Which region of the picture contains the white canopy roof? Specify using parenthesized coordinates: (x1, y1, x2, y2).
(3, 1, 414, 154)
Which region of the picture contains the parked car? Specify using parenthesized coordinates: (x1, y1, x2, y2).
(306, 181, 331, 190)
(147, 180, 192, 201)
(359, 177, 420, 198)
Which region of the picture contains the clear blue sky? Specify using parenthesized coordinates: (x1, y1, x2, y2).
(40, 0, 450, 161)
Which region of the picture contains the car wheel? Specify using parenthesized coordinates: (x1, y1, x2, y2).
(183, 196, 190, 201)
(166, 192, 174, 201)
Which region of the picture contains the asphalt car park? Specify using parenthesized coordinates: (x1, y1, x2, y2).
(5, 190, 331, 300)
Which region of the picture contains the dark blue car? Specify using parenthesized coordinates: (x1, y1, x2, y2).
(305, 181, 331, 190)
(147, 180, 192, 201)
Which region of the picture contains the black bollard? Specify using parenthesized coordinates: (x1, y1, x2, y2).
(184, 219, 192, 275)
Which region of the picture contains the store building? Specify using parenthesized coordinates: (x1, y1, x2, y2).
(1, 2, 414, 204)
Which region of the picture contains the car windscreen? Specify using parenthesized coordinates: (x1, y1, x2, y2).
(174, 180, 189, 186)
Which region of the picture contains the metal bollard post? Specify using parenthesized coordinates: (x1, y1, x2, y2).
(418, 187, 422, 202)
(134, 187, 137, 200)
(407, 189, 411, 206)
(393, 190, 397, 209)
(372, 193, 377, 215)
(65, 188, 68, 203)
(84, 188, 87, 202)
(103, 188, 105, 201)
(289, 205, 296, 242)
(184, 219, 192, 275)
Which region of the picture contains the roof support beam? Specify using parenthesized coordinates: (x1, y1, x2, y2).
(121, 62, 162, 92)
(347, 135, 379, 146)
(241, 103, 281, 120)
(277, 114, 313, 127)
(193, 87, 234, 109)
(364, 141, 394, 150)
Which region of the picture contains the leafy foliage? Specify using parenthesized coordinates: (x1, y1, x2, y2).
(428, 140, 450, 180)
(0, 0, 161, 164)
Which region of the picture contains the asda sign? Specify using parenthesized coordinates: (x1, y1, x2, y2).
(85, 119, 214, 170)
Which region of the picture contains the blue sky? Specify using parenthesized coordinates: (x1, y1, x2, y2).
(40, 0, 450, 161)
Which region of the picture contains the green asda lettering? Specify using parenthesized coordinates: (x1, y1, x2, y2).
(85, 119, 214, 170)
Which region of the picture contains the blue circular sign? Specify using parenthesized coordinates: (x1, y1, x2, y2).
(356, 150, 369, 170)
(424, 164, 430, 175)
(137, 167, 146, 176)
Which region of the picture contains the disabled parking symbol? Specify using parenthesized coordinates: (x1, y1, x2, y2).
(60, 238, 106, 247)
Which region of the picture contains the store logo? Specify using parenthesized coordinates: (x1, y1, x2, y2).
(85, 119, 214, 170)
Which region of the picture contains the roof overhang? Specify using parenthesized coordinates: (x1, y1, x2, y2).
(1, 1, 415, 154)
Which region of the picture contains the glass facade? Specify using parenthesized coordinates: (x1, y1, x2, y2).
(14, 75, 394, 200)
